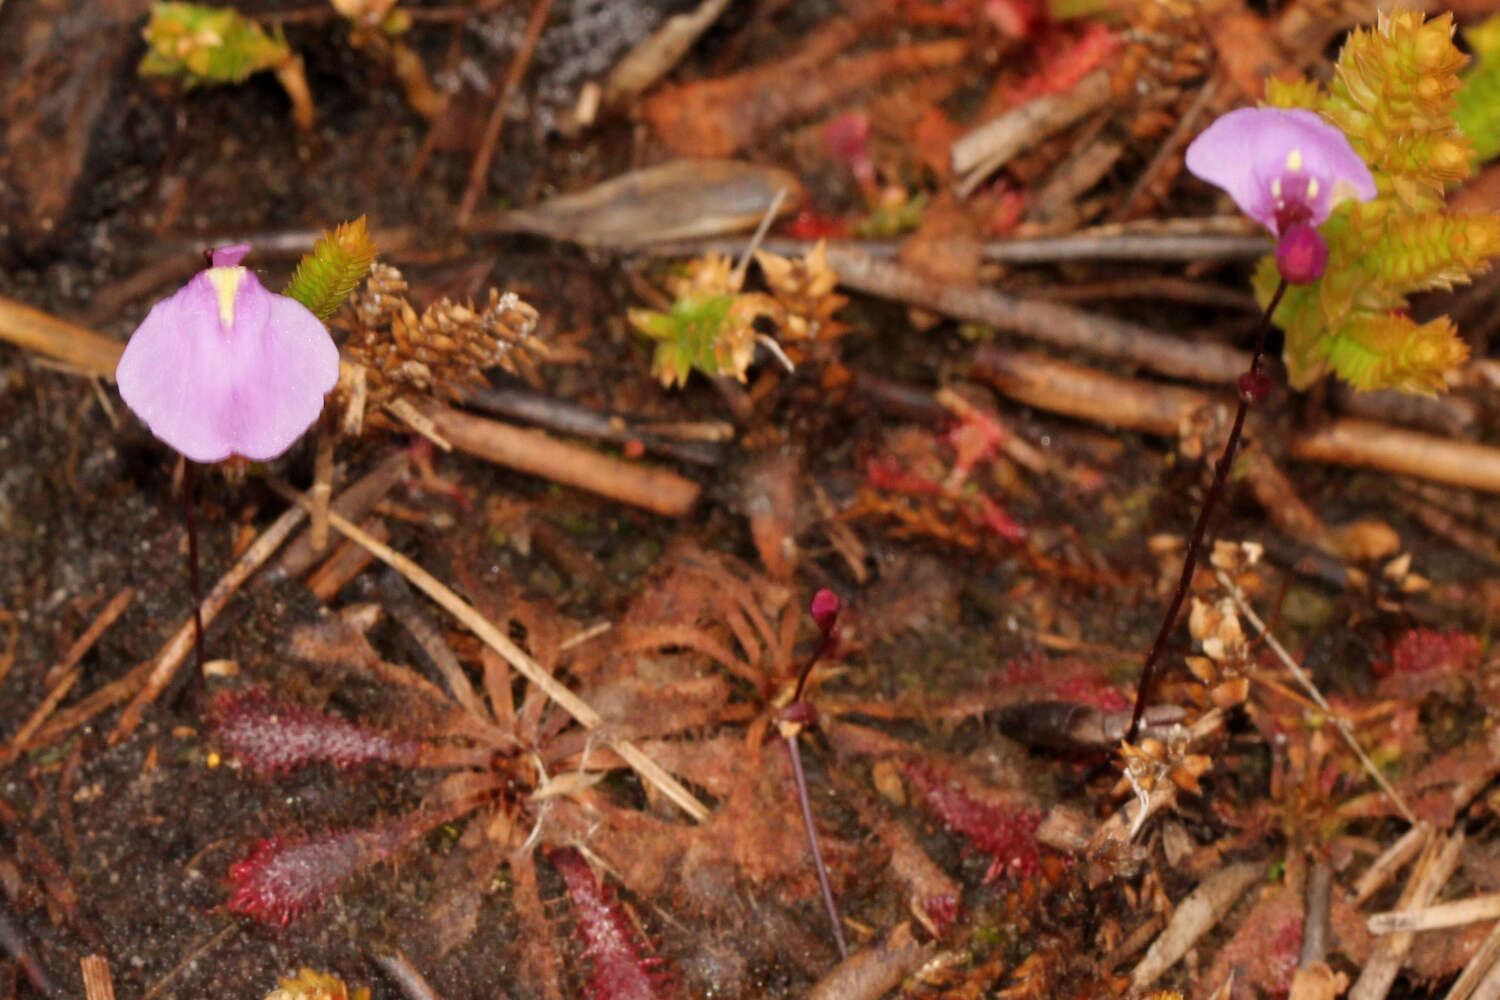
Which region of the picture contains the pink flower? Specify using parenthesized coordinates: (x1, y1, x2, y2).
(1185, 107, 1376, 283)
(115, 244, 339, 463)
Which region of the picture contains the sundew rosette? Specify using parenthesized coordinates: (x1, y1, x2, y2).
(115, 243, 339, 463)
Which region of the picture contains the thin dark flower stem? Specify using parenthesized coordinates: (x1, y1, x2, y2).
(1126, 278, 1289, 743)
(782, 734, 848, 960)
(790, 629, 838, 705)
(183, 459, 205, 676)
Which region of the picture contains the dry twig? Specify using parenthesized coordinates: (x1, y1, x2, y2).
(270, 481, 711, 822)
(1217, 569, 1417, 825)
(1349, 832, 1464, 1000)
(0, 294, 123, 379)
(415, 399, 701, 516)
(1369, 894, 1500, 935)
(455, 0, 554, 226)
(1130, 860, 1264, 990)
(952, 70, 1113, 197)
(80, 955, 116, 1000)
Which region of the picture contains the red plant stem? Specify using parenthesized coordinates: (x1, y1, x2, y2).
(184, 459, 205, 677)
(1126, 279, 1288, 743)
(783, 733, 848, 960)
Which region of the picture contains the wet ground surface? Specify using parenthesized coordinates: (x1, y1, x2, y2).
(5, 3, 1500, 999)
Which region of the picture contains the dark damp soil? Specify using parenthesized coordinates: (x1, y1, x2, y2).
(3, 3, 1500, 1000)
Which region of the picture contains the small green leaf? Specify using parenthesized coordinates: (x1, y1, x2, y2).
(140, 3, 290, 86)
(629, 294, 739, 388)
(1456, 15, 1500, 163)
(284, 217, 378, 320)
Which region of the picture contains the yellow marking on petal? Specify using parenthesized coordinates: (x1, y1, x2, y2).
(1306, 177, 1319, 200)
(207, 266, 245, 331)
(1271, 177, 1283, 199)
(1286, 148, 1303, 172)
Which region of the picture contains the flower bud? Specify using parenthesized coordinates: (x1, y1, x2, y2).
(1276, 224, 1329, 283)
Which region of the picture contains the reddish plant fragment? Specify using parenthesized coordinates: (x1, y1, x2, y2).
(997, 654, 1131, 713)
(904, 761, 1043, 881)
(1199, 888, 1302, 1000)
(825, 112, 876, 190)
(784, 209, 851, 240)
(1377, 629, 1480, 678)
(838, 777, 961, 935)
(210, 689, 423, 775)
(1373, 628, 1482, 700)
(1001, 22, 1119, 107)
(227, 819, 414, 925)
(549, 847, 675, 1000)
(984, 0, 1046, 38)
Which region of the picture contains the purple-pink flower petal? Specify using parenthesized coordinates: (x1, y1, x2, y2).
(1184, 107, 1376, 236)
(211, 243, 251, 268)
(115, 251, 339, 463)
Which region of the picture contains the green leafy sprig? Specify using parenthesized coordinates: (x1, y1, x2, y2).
(1260, 11, 1500, 394)
(284, 217, 378, 321)
(1455, 14, 1500, 164)
(140, 2, 291, 86)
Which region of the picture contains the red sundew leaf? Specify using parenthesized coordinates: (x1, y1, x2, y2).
(1199, 888, 1303, 1000)
(903, 761, 1043, 880)
(1374, 628, 1483, 701)
(864, 457, 943, 498)
(996, 655, 1130, 712)
(825, 112, 875, 188)
(975, 496, 1027, 543)
(784, 209, 851, 240)
(1378, 629, 1481, 678)
(549, 848, 677, 1000)
(1002, 22, 1119, 106)
(210, 689, 424, 776)
(227, 821, 412, 925)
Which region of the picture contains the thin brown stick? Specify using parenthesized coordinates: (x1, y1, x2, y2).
(139, 925, 237, 1000)
(1131, 860, 1265, 989)
(1026, 275, 1258, 311)
(81, 955, 116, 1000)
(1350, 832, 1464, 1000)
(109, 503, 307, 743)
(1111, 75, 1223, 222)
(1301, 856, 1333, 966)
(838, 249, 1253, 384)
(0, 669, 82, 768)
(630, 221, 1270, 266)
(1445, 919, 1500, 1000)
(1354, 821, 1432, 905)
(310, 429, 336, 553)
(1369, 894, 1500, 934)
(269, 481, 711, 822)
(0, 295, 123, 379)
(1218, 569, 1417, 825)
(372, 950, 446, 1000)
(0, 613, 16, 690)
(952, 69, 1113, 195)
(973, 349, 1500, 496)
(1291, 418, 1500, 495)
(455, 0, 554, 226)
(416, 399, 701, 516)
(42, 587, 134, 689)
(274, 450, 409, 580)
(306, 517, 389, 603)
